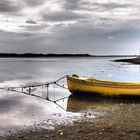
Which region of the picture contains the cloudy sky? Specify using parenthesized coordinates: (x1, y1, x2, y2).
(0, 0, 140, 55)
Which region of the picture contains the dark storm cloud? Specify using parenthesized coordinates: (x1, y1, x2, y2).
(42, 11, 86, 22)
(81, 2, 130, 10)
(0, 29, 36, 44)
(1, 19, 139, 55)
(95, 2, 130, 9)
(46, 21, 140, 54)
(61, 0, 132, 25)
(86, 2, 132, 14)
(0, 0, 21, 13)
(0, 29, 42, 52)
(26, 20, 37, 24)
(63, 0, 82, 10)
(63, 0, 130, 11)
(23, 0, 45, 7)
(52, 22, 140, 54)
(20, 24, 47, 31)
(0, 0, 140, 55)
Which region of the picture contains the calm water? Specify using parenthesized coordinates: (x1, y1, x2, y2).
(0, 57, 140, 83)
(1, 57, 140, 135)
(0, 57, 140, 111)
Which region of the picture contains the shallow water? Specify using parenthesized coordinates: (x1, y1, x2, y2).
(0, 57, 140, 82)
(0, 57, 140, 104)
(0, 57, 140, 135)
(0, 57, 140, 108)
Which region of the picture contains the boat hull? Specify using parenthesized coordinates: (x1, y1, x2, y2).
(67, 75, 140, 97)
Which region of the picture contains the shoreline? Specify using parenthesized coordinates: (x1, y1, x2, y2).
(0, 53, 136, 58)
(114, 57, 140, 64)
(2, 102, 140, 140)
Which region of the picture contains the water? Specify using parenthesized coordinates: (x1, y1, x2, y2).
(0, 57, 140, 135)
(0, 57, 140, 104)
(0, 57, 140, 83)
(0, 57, 140, 107)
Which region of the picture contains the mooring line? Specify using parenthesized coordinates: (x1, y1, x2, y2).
(54, 76, 67, 83)
(5, 75, 67, 89)
(54, 82, 68, 89)
(0, 75, 68, 110)
(8, 87, 68, 111)
(54, 102, 66, 111)
(54, 96, 69, 102)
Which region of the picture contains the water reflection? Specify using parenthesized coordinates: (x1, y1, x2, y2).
(67, 94, 140, 112)
(1, 57, 140, 84)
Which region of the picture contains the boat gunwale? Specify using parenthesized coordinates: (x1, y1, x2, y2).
(67, 75, 140, 89)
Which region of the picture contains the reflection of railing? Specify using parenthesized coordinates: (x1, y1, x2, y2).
(67, 94, 140, 112)
(0, 76, 69, 110)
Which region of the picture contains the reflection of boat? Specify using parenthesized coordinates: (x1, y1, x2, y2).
(67, 75, 140, 97)
(67, 94, 140, 112)
(67, 94, 113, 112)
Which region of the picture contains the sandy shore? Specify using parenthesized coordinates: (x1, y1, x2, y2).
(1, 102, 140, 140)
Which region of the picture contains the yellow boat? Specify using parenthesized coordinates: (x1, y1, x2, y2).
(67, 75, 140, 97)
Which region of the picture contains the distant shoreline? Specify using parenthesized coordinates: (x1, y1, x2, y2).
(114, 57, 140, 64)
(0, 53, 137, 58)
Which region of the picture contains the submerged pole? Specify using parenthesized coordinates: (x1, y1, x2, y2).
(21, 88, 23, 93)
(29, 87, 31, 94)
(46, 84, 49, 100)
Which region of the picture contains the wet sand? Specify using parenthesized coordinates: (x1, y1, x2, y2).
(2, 100, 140, 140)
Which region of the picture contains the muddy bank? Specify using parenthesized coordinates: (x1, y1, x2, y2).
(2, 103, 140, 140)
(114, 57, 140, 64)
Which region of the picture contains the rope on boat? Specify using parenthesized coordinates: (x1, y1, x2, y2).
(0, 75, 69, 110)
